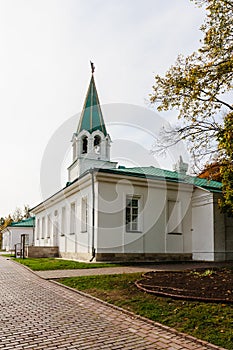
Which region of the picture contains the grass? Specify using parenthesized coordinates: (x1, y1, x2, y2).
(1, 253, 15, 258)
(13, 257, 121, 271)
(58, 273, 233, 350)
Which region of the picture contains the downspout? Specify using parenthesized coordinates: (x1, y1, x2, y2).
(90, 170, 96, 262)
(32, 216, 35, 246)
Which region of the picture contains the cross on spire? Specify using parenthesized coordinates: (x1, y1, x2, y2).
(90, 61, 95, 74)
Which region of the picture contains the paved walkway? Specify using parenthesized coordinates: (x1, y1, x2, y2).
(0, 257, 226, 350)
(36, 261, 232, 279)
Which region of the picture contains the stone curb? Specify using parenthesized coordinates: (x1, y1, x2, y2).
(51, 280, 226, 350)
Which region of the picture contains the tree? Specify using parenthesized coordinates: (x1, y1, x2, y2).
(23, 204, 31, 219)
(11, 207, 24, 222)
(198, 161, 222, 181)
(150, 0, 233, 214)
(0, 216, 13, 248)
(11, 204, 31, 222)
(0, 204, 31, 247)
(218, 112, 233, 214)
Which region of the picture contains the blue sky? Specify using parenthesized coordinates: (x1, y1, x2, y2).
(0, 0, 205, 217)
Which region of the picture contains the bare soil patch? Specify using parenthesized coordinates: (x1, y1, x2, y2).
(136, 268, 233, 303)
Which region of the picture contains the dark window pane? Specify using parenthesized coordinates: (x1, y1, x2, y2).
(126, 208, 130, 224)
(126, 223, 131, 231)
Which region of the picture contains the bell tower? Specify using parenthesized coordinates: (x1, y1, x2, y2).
(68, 64, 117, 182)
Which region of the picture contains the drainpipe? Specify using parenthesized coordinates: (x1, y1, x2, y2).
(90, 170, 96, 262)
(32, 216, 35, 246)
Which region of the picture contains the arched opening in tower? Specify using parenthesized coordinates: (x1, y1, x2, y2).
(94, 135, 101, 154)
(82, 136, 88, 154)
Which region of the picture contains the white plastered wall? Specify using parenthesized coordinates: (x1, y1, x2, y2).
(192, 188, 215, 261)
(33, 175, 94, 260)
(96, 174, 193, 256)
(2, 227, 33, 251)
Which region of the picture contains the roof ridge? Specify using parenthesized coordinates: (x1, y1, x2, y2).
(114, 166, 222, 191)
(10, 217, 35, 227)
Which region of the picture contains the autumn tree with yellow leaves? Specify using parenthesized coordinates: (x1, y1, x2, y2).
(150, 0, 233, 215)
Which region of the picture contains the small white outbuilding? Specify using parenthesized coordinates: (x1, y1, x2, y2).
(1, 217, 35, 252)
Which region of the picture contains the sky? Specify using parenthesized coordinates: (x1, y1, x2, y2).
(0, 0, 206, 217)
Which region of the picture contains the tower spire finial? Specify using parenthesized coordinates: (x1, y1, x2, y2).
(90, 61, 95, 74)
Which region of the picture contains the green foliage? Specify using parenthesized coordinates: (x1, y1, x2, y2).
(1, 253, 15, 258)
(59, 273, 139, 291)
(0, 204, 31, 246)
(191, 269, 215, 277)
(0, 216, 12, 247)
(150, 0, 233, 212)
(151, 0, 232, 118)
(14, 257, 121, 271)
(59, 273, 233, 349)
(218, 112, 233, 216)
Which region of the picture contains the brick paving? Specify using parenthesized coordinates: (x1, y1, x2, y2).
(0, 257, 227, 350)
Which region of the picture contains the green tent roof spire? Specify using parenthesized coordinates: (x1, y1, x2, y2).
(77, 68, 107, 136)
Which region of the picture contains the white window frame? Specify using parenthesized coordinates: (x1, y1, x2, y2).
(70, 202, 76, 235)
(81, 197, 88, 232)
(36, 218, 40, 240)
(47, 214, 51, 238)
(41, 217, 45, 239)
(125, 195, 141, 232)
(61, 206, 66, 236)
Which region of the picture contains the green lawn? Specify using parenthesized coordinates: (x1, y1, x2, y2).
(14, 257, 121, 271)
(1, 253, 15, 258)
(58, 273, 233, 350)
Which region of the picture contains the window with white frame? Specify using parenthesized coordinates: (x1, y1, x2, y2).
(61, 206, 66, 236)
(126, 196, 140, 232)
(47, 215, 51, 238)
(81, 197, 88, 232)
(167, 200, 182, 234)
(36, 218, 40, 239)
(41, 217, 45, 239)
(70, 202, 76, 235)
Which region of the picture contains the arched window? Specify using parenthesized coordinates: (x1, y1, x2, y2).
(94, 135, 101, 154)
(82, 136, 88, 154)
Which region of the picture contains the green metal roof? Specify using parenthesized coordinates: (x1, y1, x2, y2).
(98, 166, 222, 192)
(10, 217, 35, 227)
(77, 75, 107, 136)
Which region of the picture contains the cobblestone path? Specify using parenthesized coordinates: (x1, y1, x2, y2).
(0, 257, 225, 350)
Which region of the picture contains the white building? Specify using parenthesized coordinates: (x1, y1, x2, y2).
(1, 217, 35, 252)
(31, 69, 233, 262)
